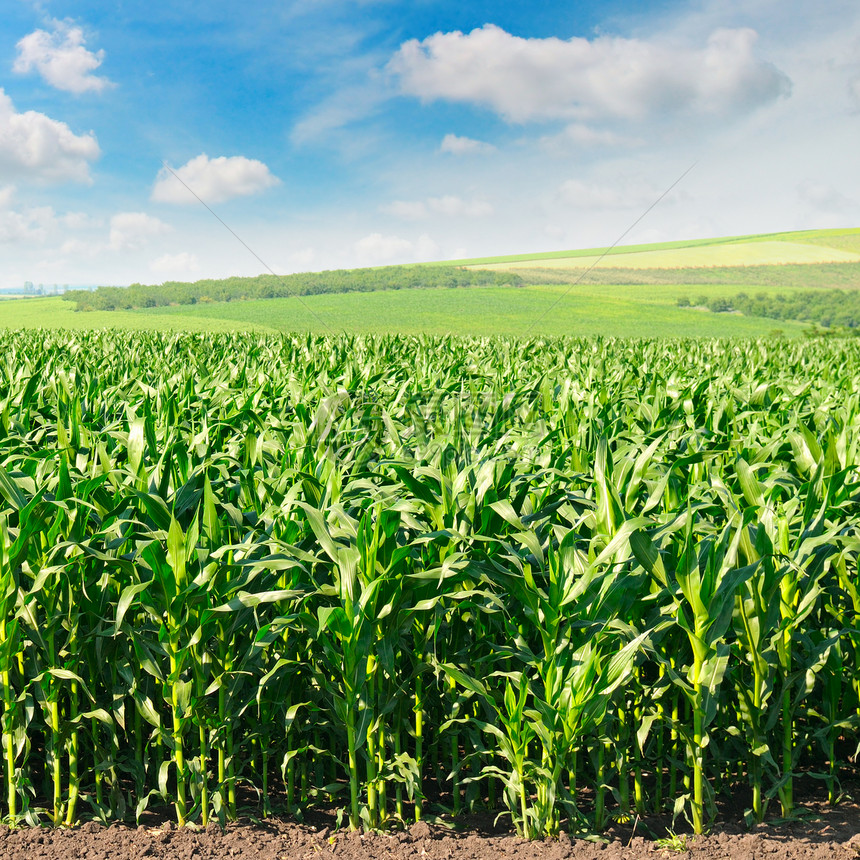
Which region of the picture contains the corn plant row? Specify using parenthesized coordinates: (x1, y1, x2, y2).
(0, 331, 858, 838)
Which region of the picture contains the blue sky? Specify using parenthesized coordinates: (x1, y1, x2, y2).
(0, 0, 858, 287)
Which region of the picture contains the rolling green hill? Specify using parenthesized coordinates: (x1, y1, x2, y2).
(448, 227, 860, 267)
(2, 227, 857, 337)
(1, 284, 808, 338)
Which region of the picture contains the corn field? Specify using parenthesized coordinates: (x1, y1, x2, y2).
(1, 330, 859, 837)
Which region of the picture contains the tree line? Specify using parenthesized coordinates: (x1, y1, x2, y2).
(678, 289, 860, 329)
(63, 266, 524, 312)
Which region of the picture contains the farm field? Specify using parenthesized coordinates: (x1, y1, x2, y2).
(2, 801, 860, 859)
(471, 240, 860, 272)
(0, 286, 810, 338)
(122, 284, 811, 337)
(0, 297, 271, 333)
(448, 227, 860, 267)
(3, 227, 856, 338)
(1, 330, 859, 848)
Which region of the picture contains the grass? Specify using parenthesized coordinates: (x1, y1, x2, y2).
(0, 297, 273, 332)
(511, 262, 860, 290)
(0, 287, 809, 338)
(4, 228, 857, 338)
(794, 232, 860, 254)
(654, 832, 691, 853)
(473, 240, 860, 271)
(443, 227, 860, 267)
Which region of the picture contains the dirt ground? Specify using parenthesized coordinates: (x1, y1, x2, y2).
(2, 797, 860, 860)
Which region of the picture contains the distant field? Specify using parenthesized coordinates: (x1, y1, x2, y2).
(0, 286, 809, 339)
(0, 297, 272, 333)
(4, 227, 857, 337)
(447, 227, 860, 267)
(773, 229, 860, 254)
(471, 240, 860, 272)
(510, 262, 860, 289)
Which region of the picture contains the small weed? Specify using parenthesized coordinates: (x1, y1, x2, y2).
(654, 831, 690, 853)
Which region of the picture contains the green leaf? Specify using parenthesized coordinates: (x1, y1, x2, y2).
(128, 416, 146, 476)
(318, 605, 353, 640)
(166, 516, 186, 588)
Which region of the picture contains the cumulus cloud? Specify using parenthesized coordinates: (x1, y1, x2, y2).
(109, 212, 171, 251)
(385, 200, 429, 220)
(152, 154, 280, 205)
(150, 252, 201, 276)
(429, 195, 493, 217)
(13, 20, 113, 95)
(0, 193, 99, 248)
(389, 24, 791, 124)
(0, 88, 100, 184)
(60, 211, 99, 230)
(57, 237, 99, 257)
(0, 205, 55, 244)
(558, 178, 682, 211)
(439, 133, 496, 155)
(384, 195, 493, 220)
(540, 123, 643, 153)
(353, 232, 439, 265)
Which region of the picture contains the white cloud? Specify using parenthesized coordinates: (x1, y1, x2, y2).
(0, 194, 99, 250)
(389, 24, 791, 124)
(13, 20, 113, 95)
(291, 83, 388, 146)
(540, 123, 643, 153)
(384, 200, 429, 220)
(439, 133, 496, 155)
(384, 195, 493, 220)
(150, 252, 201, 277)
(353, 232, 439, 265)
(152, 154, 280, 205)
(109, 212, 171, 251)
(558, 180, 630, 210)
(354, 232, 414, 263)
(60, 211, 99, 230)
(58, 237, 98, 257)
(0, 206, 52, 244)
(0, 88, 100, 184)
(290, 247, 317, 269)
(428, 195, 493, 217)
(851, 77, 860, 106)
(558, 178, 683, 211)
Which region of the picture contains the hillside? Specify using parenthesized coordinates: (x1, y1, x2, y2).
(62, 266, 522, 312)
(0, 286, 809, 339)
(452, 227, 860, 268)
(3, 227, 857, 337)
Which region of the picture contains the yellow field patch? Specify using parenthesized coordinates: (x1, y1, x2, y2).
(471, 240, 860, 272)
(791, 232, 860, 255)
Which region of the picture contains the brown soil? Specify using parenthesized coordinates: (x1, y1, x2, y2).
(2, 799, 860, 860)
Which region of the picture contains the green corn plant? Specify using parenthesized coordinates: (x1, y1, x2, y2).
(296, 500, 378, 830)
(632, 516, 755, 834)
(481, 522, 645, 834)
(0, 329, 859, 836)
(0, 515, 22, 823)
